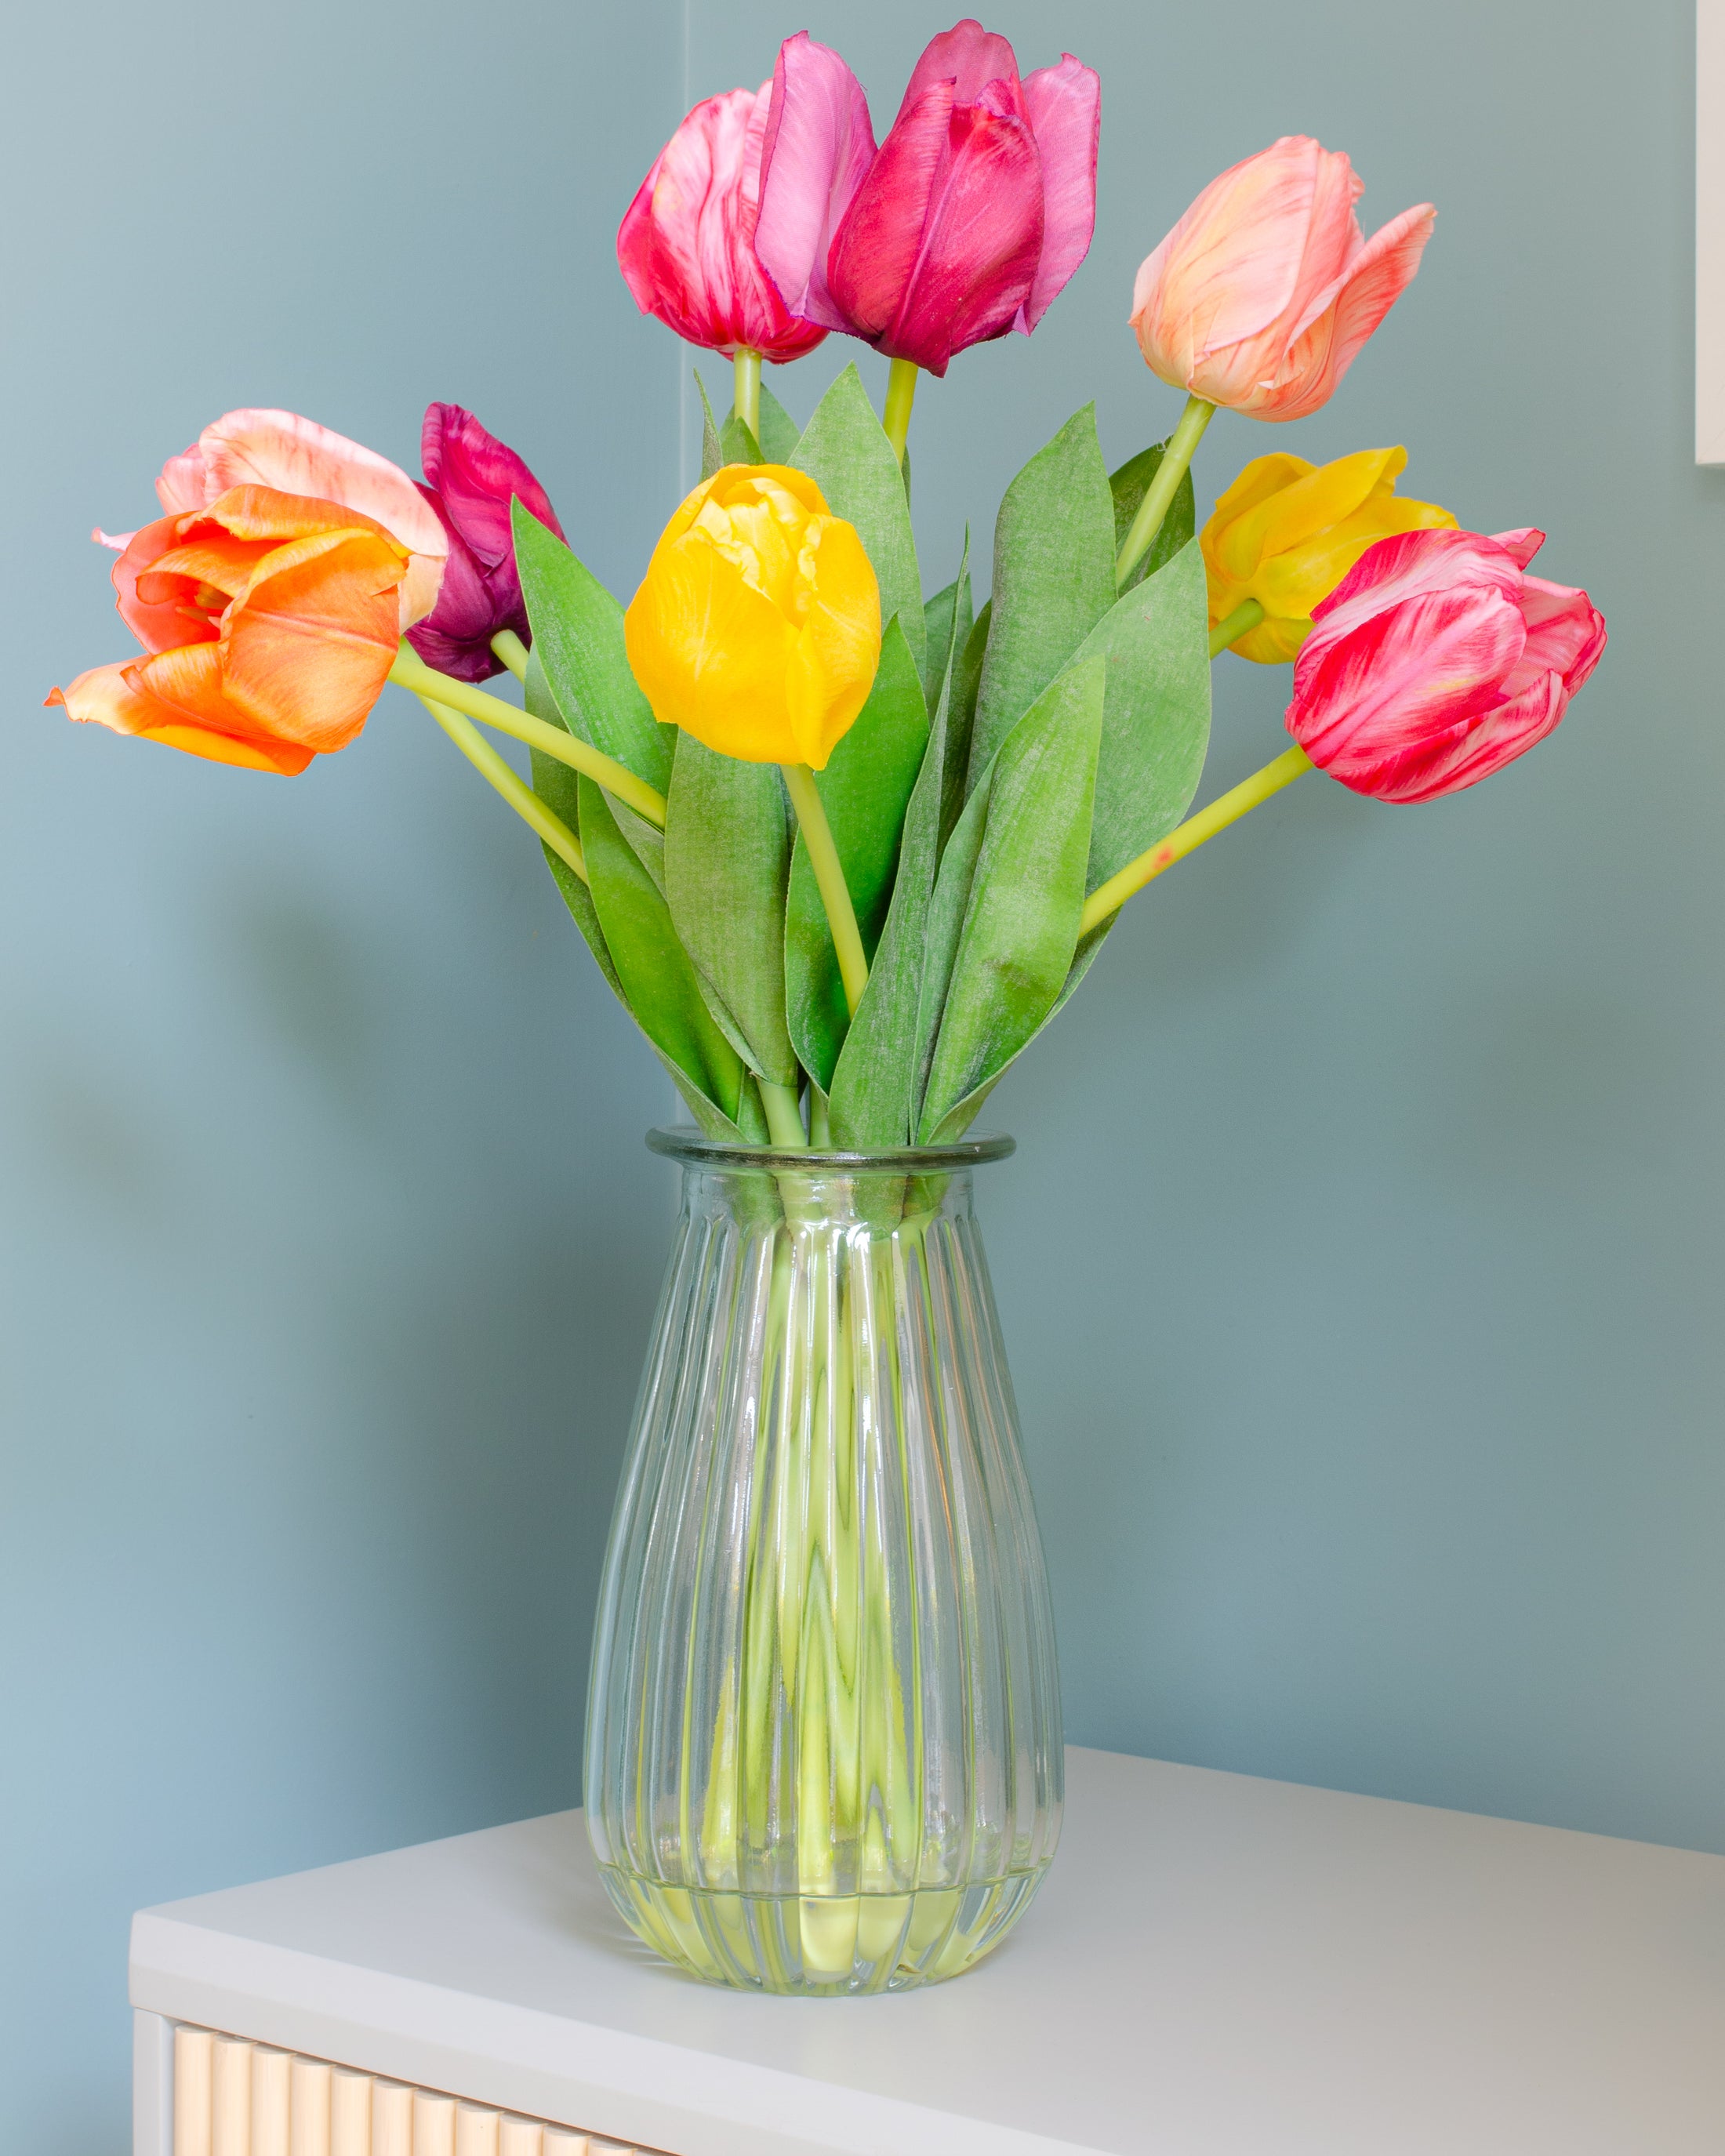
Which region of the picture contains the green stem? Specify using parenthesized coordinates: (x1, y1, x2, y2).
(734, 347, 762, 443)
(416, 693, 586, 883)
(1209, 598, 1265, 658)
(1080, 744, 1314, 936)
(490, 628, 530, 681)
(389, 644, 666, 829)
(1116, 394, 1215, 590)
(759, 1079, 808, 1149)
(883, 358, 918, 470)
(808, 1091, 832, 1149)
(781, 763, 867, 1016)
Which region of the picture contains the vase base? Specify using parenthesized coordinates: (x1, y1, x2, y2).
(597, 1861, 1052, 1996)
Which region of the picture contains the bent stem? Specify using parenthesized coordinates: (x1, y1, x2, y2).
(1116, 394, 1215, 590)
(490, 629, 530, 681)
(1080, 743, 1314, 935)
(782, 762, 867, 1016)
(416, 693, 586, 883)
(883, 359, 918, 470)
(734, 347, 762, 442)
(1209, 598, 1265, 658)
(390, 644, 666, 828)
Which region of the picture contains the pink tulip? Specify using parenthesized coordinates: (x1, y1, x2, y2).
(1285, 527, 1606, 803)
(618, 85, 827, 363)
(145, 408, 448, 626)
(754, 21, 1100, 377)
(406, 404, 566, 683)
(1131, 137, 1436, 422)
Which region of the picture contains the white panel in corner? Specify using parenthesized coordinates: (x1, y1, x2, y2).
(1700, 1, 1725, 458)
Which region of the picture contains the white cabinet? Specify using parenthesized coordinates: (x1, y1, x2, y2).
(133, 1746, 1725, 2156)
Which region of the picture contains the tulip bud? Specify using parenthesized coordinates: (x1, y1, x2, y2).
(1204, 448, 1456, 662)
(755, 24, 1100, 377)
(1285, 526, 1606, 803)
(619, 85, 827, 364)
(1131, 137, 1435, 422)
(406, 404, 565, 684)
(624, 465, 881, 769)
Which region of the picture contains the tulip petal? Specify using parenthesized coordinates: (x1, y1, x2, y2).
(755, 32, 878, 332)
(1019, 55, 1100, 330)
(897, 19, 1024, 119)
(421, 403, 565, 569)
(1514, 574, 1607, 695)
(1491, 527, 1545, 570)
(47, 655, 314, 775)
(827, 81, 954, 343)
(1313, 525, 1523, 634)
(1268, 201, 1436, 422)
(1132, 137, 1333, 383)
(1291, 583, 1527, 784)
(111, 513, 221, 654)
(210, 526, 405, 754)
(157, 408, 447, 628)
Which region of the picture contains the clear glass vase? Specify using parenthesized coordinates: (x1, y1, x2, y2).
(584, 1130, 1062, 1997)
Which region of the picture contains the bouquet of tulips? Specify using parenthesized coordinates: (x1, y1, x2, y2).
(45, 17, 1613, 1998)
(47, 20, 1606, 1159)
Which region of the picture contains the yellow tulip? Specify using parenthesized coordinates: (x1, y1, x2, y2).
(624, 463, 881, 768)
(1202, 447, 1456, 663)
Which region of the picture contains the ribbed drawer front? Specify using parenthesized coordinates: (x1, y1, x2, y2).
(169, 2024, 664, 2156)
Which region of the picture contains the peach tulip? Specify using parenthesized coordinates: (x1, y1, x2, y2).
(49, 486, 411, 775)
(140, 408, 447, 626)
(1131, 137, 1435, 422)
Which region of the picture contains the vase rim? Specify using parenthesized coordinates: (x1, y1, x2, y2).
(647, 1126, 1015, 1172)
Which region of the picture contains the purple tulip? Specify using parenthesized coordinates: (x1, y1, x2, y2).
(405, 404, 566, 684)
(754, 20, 1100, 378)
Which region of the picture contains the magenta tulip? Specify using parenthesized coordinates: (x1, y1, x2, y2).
(405, 405, 566, 684)
(1285, 527, 1605, 803)
(618, 85, 827, 364)
(754, 21, 1100, 377)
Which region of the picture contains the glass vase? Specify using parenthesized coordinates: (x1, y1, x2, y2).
(584, 1130, 1062, 1997)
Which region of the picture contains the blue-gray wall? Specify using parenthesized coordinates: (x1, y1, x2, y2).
(5, 2, 1720, 2146)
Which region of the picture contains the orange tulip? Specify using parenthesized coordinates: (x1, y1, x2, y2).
(49, 486, 410, 775)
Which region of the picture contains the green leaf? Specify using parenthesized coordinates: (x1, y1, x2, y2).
(721, 412, 763, 465)
(791, 362, 924, 680)
(784, 617, 929, 1093)
(919, 655, 1107, 1142)
(513, 503, 673, 793)
(942, 597, 988, 854)
(580, 771, 749, 1135)
(522, 649, 623, 1004)
(921, 544, 974, 713)
(697, 374, 724, 482)
(757, 383, 801, 463)
(966, 405, 1114, 792)
(663, 734, 797, 1087)
(1109, 434, 1198, 593)
(1077, 538, 1212, 893)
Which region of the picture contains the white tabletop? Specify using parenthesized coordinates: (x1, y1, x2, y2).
(129, 1746, 1725, 2156)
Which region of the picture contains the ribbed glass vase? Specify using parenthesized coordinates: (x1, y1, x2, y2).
(584, 1130, 1062, 1997)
